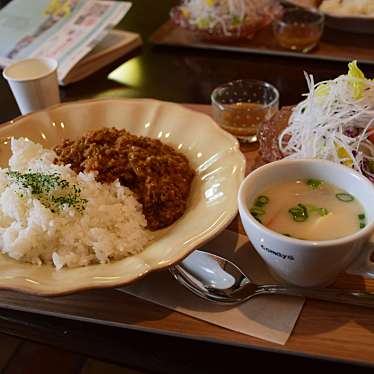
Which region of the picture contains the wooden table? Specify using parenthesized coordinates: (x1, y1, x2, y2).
(0, 1, 373, 372)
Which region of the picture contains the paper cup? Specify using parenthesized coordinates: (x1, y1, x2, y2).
(3, 57, 60, 115)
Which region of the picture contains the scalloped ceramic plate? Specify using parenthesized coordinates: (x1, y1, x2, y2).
(0, 99, 245, 296)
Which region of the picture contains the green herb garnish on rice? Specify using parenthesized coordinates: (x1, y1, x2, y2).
(7, 170, 87, 213)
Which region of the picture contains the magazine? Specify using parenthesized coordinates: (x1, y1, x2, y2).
(0, 0, 132, 82)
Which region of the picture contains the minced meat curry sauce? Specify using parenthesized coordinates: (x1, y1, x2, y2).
(54, 128, 195, 230)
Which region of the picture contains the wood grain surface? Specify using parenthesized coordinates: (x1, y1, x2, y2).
(0, 104, 371, 368)
(151, 21, 374, 65)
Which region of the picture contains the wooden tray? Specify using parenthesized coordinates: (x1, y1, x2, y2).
(150, 21, 374, 65)
(0, 105, 372, 367)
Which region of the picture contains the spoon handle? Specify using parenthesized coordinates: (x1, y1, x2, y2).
(260, 285, 374, 309)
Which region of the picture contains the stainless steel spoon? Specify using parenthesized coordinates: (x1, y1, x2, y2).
(170, 250, 374, 308)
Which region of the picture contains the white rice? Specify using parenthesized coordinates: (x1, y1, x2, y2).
(0, 138, 152, 269)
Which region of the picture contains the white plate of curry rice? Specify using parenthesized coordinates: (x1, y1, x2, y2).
(0, 98, 245, 295)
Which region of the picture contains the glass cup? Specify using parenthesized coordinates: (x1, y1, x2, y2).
(211, 79, 279, 143)
(272, 8, 324, 53)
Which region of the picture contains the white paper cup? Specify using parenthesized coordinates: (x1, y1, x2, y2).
(3, 57, 60, 115)
(238, 159, 374, 287)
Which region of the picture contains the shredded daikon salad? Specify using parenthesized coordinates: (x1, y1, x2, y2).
(175, 0, 275, 36)
(177, 0, 245, 35)
(279, 61, 374, 182)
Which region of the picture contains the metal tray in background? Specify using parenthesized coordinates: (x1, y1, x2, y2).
(151, 21, 374, 65)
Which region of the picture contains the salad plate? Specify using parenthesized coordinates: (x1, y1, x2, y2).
(170, 0, 282, 42)
(259, 61, 374, 181)
(0, 98, 246, 296)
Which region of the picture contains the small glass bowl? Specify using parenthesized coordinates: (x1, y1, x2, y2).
(211, 79, 279, 143)
(272, 8, 324, 53)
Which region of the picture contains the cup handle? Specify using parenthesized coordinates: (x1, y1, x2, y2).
(346, 240, 374, 279)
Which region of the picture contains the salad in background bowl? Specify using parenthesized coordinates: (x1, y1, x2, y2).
(170, 0, 282, 42)
(259, 61, 374, 182)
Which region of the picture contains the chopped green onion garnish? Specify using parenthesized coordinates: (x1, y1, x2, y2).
(254, 215, 262, 224)
(293, 215, 307, 222)
(254, 195, 269, 207)
(289, 203, 308, 222)
(251, 196, 269, 223)
(298, 203, 308, 213)
(319, 207, 329, 216)
(360, 223, 366, 229)
(250, 207, 265, 216)
(336, 193, 354, 202)
(305, 204, 329, 216)
(358, 213, 366, 220)
(306, 179, 322, 189)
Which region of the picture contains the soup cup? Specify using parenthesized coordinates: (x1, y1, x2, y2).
(238, 159, 374, 287)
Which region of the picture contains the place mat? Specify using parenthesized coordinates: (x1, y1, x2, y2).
(0, 230, 303, 346)
(150, 21, 374, 65)
(121, 230, 304, 345)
